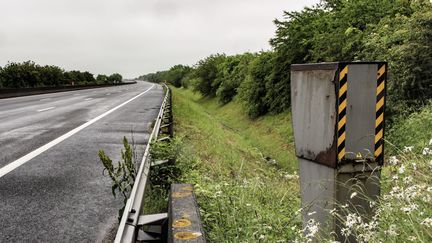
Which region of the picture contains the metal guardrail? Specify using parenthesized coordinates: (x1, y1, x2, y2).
(115, 83, 173, 243)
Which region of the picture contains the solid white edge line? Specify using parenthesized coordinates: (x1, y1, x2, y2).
(37, 107, 55, 112)
(0, 84, 155, 178)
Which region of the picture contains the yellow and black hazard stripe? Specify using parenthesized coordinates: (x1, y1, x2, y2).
(337, 64, 348, 161)
(374, 63, 387, 164)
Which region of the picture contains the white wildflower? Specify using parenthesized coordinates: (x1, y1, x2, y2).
(308, 211, 316, 216)
(403, 146, 414, 152)
(350, 192, 358, 199)
(405, 185, 418, 198)
(392, 175, 399, 181)
(329, 208, 337, 215)
(421, 218, 432, 227)
(284, 173, 299, 180)
(389, 156, 399, 165)
(345, 213, 362, 228)
(369, 201, 376, 208)
(304, 219, 320, 239)
(422, 147, 432, 155)
(307, 224, 319, 238)
(401, 206, 411, 213)
(412, 163, 417, 170)
(341, 227, 351, 236)
(429, 138, 432, 145)
(403, 176, 413, 184)
(401, 204, 418, 213)
(408, 236, 417, 241)
(390, 185, 402, 195)
(398, 164, 406, 174)
(386, 224, 398, 236)
(259, 234, 265, 240)
(246, 203, 252, 207)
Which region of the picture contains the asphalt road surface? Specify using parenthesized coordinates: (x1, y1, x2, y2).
(0, 81, 164, 242)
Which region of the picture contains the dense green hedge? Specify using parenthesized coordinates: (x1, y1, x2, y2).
(0, 61, 123, 89)
(141, 0, 432, 120)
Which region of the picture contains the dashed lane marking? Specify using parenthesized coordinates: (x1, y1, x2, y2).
(37, 107, 55, 112)
(0, 84, 155, 178)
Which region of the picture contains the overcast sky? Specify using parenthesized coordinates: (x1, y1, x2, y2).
(0, 0, 319, 78)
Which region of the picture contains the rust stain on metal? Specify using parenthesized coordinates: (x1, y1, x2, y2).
(172, 192, 192, 198)
(174, 232, 202, 240)
(314, 134, 337, 168)
(311, 75, 339, 169)
(173, 218, 192, 228)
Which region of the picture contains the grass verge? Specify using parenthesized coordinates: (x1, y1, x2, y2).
(170, 87, 301, 241)
(143, 87, 432, 242)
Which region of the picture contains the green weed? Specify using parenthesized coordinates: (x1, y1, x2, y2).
(98, 137, 137, 220)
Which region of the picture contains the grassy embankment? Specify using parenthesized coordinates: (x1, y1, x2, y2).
(167, 87, 432, 242)
(171, 87, 302, 241)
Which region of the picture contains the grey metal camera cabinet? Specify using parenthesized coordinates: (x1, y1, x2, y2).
(290, 62, 387, 240)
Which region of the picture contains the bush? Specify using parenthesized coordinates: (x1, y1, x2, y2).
(0, 61, 41, 88)
(361, 4, 432, 117)
(108, 73, 122, 83)
(238, 52, 274, 118)
(166, 65, 191, 88)
(193, 54, 226, 96)
(0, 60, 119, 88)
(138, 0, 432, 122)
(215, 53, 255, 104)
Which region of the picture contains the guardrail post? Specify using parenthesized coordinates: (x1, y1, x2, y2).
(290, 62, 387, 241)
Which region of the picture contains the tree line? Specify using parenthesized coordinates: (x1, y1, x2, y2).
(0, 61, 123, 89)
(141, 0, 432, 120)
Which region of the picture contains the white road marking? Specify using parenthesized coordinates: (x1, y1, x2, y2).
(84, 98, 93, 101)
(106, 93, 111, 95)
(0, 84, 155, 178)
(39, 98, 51, 101)
(37, 107, 55, 112)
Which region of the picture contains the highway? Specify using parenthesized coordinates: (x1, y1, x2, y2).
(0, 81, 164, 242)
